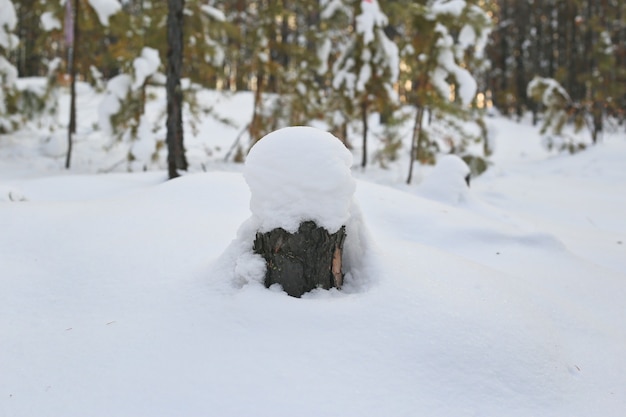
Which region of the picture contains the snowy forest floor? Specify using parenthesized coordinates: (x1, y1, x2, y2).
(1, 85, 625, 417)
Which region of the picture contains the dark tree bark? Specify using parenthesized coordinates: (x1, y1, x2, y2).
(66, 0, 79, 170)
(166, 0, 188, 179)
(253, 221, 347, 298)
(361, 99, 368, 168)
(407, 104, 426, 184)
(497, 0, 509, 112)
(513, 0, 529, 119)
(592, 101, 603, 144)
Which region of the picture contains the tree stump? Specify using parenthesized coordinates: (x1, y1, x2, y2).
(253, 221, 347, 298)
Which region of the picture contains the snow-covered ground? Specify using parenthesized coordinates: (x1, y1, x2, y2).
(1, 84, 625, 417)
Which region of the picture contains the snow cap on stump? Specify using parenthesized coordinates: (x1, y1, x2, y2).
(244, 126, 356, 234)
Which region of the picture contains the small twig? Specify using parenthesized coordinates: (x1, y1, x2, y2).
(224, 122, 251, 162)
(98, 157, 127, 173)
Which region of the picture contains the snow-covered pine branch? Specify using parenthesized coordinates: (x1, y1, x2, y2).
(402, 0, 492, 182)
(331, 0, 400, 168)
(0, 0, 20, 133)
(98, 47, 164, 170)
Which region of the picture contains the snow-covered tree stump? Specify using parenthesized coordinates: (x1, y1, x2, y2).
(244, 126, 356, 298)
(253, 222, 346, 297)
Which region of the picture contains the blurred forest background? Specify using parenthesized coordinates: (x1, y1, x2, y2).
(1, 0, 625, 178)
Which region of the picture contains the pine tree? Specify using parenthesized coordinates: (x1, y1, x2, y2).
(53, 0, 122, 168)
(331, 0, 400, 168)
(97, 1, 227, 171)
(527, 76, 571, 135)
(3, 1, 62, 131)
(93, 1, 166, 171)
(577, 5, 623, 144)
(318, 0, 353, 146)
(270, 0, 327, 128)
(183, 0, 227, 88)
(399, 0, 492, 183)
(527, 76, 587, 153)
(486, 0, 626, 142)
(212, 0, 276, 144)
(98, 47, 163, 170)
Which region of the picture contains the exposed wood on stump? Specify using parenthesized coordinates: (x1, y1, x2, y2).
(253, 221, 347, 298)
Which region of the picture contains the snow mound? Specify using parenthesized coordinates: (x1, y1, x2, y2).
(213, 127, 380, 294)
(244, 126, 356, 234)
(40, 133, 67, 158)
(417, 154, 471, 205)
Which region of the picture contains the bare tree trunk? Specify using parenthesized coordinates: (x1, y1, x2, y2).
(406, 105, 425, 184)
(166, 0, 188, 179)
(592, 101, 603, 144)
(361, 99, 368, 168)
(65, 0, 79, 170)
(497, 0, 509, 113)
(253, 221, 347, 298)
(249, 67, 265, 145)
(514, 0, 529, 120)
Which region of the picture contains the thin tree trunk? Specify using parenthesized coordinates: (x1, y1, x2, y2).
(406, 105, 425, 184)
(514, 0, 528, 119)
(497, 0, 509, 112)
(361, 99, 368, 168)
(548, 5, 556, 78)
(592, 101, 603, 144)
(66, 0, 79, 170)
(249, 67, 265, 145)
(166, 0, 187, 179)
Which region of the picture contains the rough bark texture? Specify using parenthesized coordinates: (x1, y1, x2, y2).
(253, 221, 346, 298)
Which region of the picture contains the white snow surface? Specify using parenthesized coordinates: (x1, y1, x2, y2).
(244, 126, 356, 234)
(1, 83, 626, 417)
